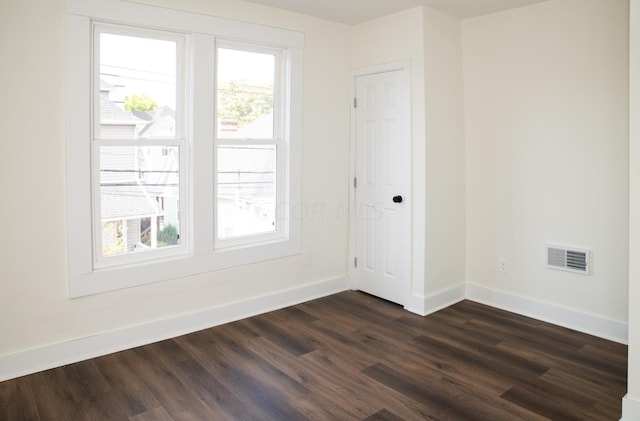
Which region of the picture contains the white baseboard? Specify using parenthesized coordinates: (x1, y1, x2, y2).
(466, 283, 628, 344)
(404, 293, 427, 316)
(0, 277, 628, 382)
(405, 283, 466, 316)
(0, 276, 349, 382)
(622, 395, 640, 421)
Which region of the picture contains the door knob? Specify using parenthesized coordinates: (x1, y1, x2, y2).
(393, 195, 403, 203)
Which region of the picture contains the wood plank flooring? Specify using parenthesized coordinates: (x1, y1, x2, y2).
(0, 291, 628, 420)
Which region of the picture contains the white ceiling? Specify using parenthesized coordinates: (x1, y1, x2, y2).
(239, 0, 548, 24)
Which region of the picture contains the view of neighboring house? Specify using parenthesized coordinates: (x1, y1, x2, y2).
(99, 80, 275, 254)
(217, 112, 277, 239)
(99, 80, 180, 255)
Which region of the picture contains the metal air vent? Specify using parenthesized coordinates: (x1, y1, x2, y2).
(546, 243, 591, 275)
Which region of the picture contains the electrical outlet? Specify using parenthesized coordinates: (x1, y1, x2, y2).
(499, 257, 508, 273)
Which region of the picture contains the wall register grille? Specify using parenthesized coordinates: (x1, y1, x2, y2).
(546, 243, 591, 275)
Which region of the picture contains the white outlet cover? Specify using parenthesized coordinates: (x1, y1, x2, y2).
(499, 258, 508, 273)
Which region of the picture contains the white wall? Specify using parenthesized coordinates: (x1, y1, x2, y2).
(423, 8, 466, 297)
(0, 0, 351, 361)
(463, 0, 629, 326)
(626, 0, 640, 416)
(351, 7, 467, 312)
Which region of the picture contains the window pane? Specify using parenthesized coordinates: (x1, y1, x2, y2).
(100, 146, 180, 256)
(217, 145, 276, 239)
(216, 48, 275, 139)
(98, 33, 177, 139)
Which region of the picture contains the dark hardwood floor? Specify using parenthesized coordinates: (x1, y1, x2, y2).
(0, 291, 628, 420)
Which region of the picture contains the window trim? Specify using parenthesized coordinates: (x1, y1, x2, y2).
(66, 0, 303, 298)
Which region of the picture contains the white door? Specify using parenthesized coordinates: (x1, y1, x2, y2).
(353, 69, 411, 305)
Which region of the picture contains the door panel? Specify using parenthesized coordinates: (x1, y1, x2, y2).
(354, 69, 410, 305)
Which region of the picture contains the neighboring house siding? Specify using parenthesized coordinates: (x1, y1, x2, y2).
(100, 124, 138, 139)
(98, 82, 180, 254)
(126, 219, 140, 251)
(100, 146, 138, 185)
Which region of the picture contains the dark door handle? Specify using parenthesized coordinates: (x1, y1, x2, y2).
(393, 195, 403, 203)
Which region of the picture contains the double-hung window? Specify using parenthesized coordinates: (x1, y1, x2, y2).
(93, 24, 188, 267)
(66, 0, 303, 297)
(215, 43, 285, 247)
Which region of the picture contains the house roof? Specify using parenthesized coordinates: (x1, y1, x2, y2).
(100, 79, 117, 92)
(101, 185, 162, 220)
(133, 105, 175, 122)
(221, 113, 273, 140)
(134, 106, 176, 138)
(100, 96, 143, 126)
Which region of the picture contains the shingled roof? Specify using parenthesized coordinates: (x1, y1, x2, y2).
(101, 186, 162, 220)
(100, 96, 144, 126)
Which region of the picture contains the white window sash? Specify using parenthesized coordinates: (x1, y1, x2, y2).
(91, 23, 190, 268)
(213, 41, 287, 248)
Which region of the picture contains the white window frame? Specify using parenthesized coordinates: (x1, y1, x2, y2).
(92, 23, 190, 269)
(66, 0, 303, 298)
(214, 41, 287, 249)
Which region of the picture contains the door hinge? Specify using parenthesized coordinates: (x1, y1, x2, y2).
(354, 177, 357, 188)
(354, 257, 358, 268)
(353, 97, 357, 108)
